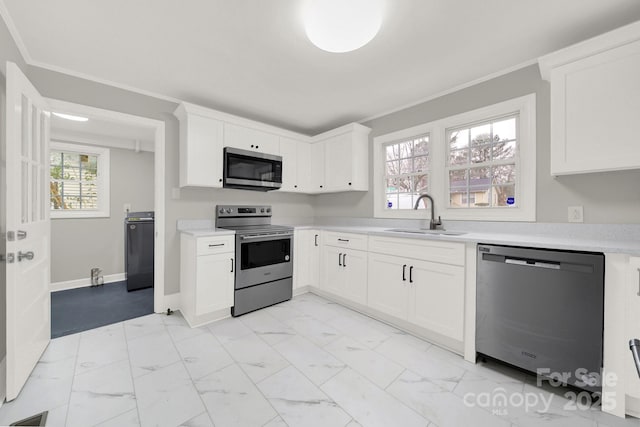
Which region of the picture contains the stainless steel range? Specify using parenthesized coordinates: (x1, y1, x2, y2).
(216, 205, 293, 316)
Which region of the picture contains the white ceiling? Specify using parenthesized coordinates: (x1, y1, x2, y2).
(3, 0, 640, 135)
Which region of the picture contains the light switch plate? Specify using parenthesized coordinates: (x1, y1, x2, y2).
(568, 206, 584, 223)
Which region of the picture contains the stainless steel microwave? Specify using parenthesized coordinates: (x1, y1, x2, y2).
(223, 147, 282, 191)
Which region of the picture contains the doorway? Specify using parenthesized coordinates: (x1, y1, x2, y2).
(46, 99, 166, 337)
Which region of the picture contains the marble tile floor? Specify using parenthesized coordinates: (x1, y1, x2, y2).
(0, 292, 637, 427)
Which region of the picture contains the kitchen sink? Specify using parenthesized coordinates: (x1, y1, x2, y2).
(385, 228, 467, 236)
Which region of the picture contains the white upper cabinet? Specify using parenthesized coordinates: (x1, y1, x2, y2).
(315, 124, 371, 193)
(539, 21, 640, 175)
(224, 122, 280, 156)
(310, 142, 326, 193)
(174, 101, 370, 194)
(174, 103, 224, 188)
(279, 136, 311, 193)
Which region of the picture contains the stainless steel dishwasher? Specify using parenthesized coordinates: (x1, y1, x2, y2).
(476, 244, 604, 391)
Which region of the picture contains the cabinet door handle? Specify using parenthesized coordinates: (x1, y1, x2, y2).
(338, 253, 342, 266)
(409, 266, 414, 283)
(338, 238, 349, 242)
(402, 264, 407, 281)
(231, 258, 234, 273)
(314, 234, 318, 246)
(637, 268, 640, 296)
(343, 253, 347, 268)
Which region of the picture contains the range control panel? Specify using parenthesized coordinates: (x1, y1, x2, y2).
(216, 205, 272, 217)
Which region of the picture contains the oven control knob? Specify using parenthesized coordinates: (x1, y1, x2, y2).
(266, 208, 271, 213)
(285, 255, 290, 261)
(219, 208, 224, 214)
(260, 208, 265, 213)
(226, 208, 232, 214)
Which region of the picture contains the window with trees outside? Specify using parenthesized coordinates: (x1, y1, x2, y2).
(373, 94, 536, 221)
(447, 115, 517, 208)
(50, 142, 110, 218)
(384, 134, 429, 210)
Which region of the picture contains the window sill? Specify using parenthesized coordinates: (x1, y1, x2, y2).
(51, 211, 110, 219)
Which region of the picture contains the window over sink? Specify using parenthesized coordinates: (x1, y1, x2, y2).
(373, 94, 536, 221)
(383, 134, 430, 210)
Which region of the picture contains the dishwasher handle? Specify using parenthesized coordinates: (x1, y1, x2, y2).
(631, 339, 640, 378)
(505, 258, 560, 270)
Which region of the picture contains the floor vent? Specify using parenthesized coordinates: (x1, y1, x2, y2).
(10, 411, 48, 426)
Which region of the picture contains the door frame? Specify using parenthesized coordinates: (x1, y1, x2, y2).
(46, 99, 167, 313)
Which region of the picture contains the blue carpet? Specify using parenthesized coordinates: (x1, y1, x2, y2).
(51, 281, 154, 338)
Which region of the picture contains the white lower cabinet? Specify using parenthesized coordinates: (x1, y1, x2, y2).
(627, 257, 640, 400)
(367, 253, 410, 319)
(194, 252, 235, 315)
(293, 229, 321, 290)
(407, 259, 464, 341)
(321, 245, 367, 305)
(367, 251, 465, 342)
(180, 234, 235, 326)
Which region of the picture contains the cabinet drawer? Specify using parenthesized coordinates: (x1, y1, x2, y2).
(369, 235, 464, 266)
(323, 231, 368, 251)
(196, 235, 234, 255)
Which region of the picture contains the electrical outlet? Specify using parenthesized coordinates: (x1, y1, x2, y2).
(123, 203, 131, 213)
(568, 206, 584, 223)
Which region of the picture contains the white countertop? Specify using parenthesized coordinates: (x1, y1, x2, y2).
(293, 225, 640, 255)
(179, 228, 236, 237)
(177, 220, 640, 255)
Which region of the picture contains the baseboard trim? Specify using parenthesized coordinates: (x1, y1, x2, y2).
(50, 273, 126, 292)
(162, 293, 181, 313)
(626, 395, 640, 418)
(293, 285, 310, 297)
(0, 357, 6, 408)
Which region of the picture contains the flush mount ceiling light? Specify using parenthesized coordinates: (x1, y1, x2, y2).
(52, 112, 89, 122)
(303, 0, 384, 53)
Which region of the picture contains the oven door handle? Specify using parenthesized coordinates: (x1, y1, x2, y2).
(240, 232, 294, 241)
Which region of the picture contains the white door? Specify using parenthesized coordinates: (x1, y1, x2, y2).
(321, 245, 344, 295)
(627, 257, 640, 398)
(195, 253, 234, 315)
(278, 137, 298, 192)
(5, 62, 51, 401)
(408, 259, 465, 341)
(367, 252, 408, 319)
(310, 142, 325, 193)
(296, 142, 311, 193)
(309, 231, 321, 288)
(224, 123, 280, 155)
(293, 230, 309, 289)
(324, 133, 352, 192)
(343, 249, 367, 305)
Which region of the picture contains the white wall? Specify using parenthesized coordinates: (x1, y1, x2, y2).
(51, 146, 155, 283)
(19, 63, 315, 295)
(313, 65, 640, 224)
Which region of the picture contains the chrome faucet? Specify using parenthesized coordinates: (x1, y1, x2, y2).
(414, 193, 442, 230)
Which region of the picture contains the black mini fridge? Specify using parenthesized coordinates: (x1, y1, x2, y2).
(125, 211, 154, 291)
